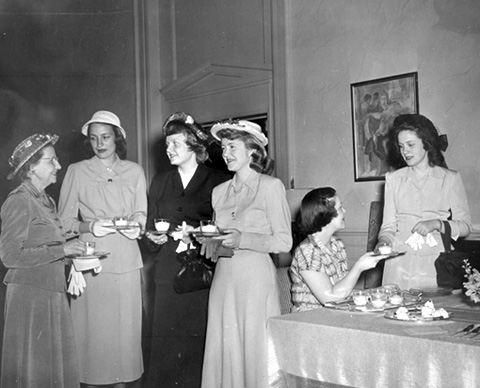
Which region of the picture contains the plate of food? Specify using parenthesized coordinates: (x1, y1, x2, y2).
(371, 251, 406, 259)
(113, 224, 140, 231)
(147, 229, 169, 236)
(67, 251, 109, 260)
(193, 231, 224, 238)
(384, 300, 451, 322)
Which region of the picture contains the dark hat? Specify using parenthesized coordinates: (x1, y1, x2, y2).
(163, 112, 209, 145)
(8, 133, 59, 180)
(393, 113, 448, 152)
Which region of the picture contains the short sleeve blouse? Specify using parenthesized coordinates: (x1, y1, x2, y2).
(290, 235, 348, 311)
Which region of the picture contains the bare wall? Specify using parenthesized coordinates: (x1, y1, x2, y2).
(0, 0, 138, 205)
(286, 0, 480, 233)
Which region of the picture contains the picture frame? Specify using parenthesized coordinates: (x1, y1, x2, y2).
(351, 72, 419, 182)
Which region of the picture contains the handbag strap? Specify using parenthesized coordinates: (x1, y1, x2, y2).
(440, 221, 452, 252)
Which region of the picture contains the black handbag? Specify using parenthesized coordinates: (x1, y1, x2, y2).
(173, 245, 214, 294)
(435, 221, 473, 289)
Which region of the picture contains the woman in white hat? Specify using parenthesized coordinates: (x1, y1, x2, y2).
(0, 133, 85, 387)
(201, 120, 292, 388)
(58, 111, 147, 387)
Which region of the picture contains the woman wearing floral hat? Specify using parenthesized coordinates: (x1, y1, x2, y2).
(200, 120, 292, 388)
(58, 111, 147, 387)
(144, 112, 229, 387)
(0, 133, 85, 388)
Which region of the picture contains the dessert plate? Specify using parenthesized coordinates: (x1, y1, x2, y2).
(371, 251, 406, 259)
(384, 310, 452, 322)
(193, 231, 224, 238)
(67, 251, 109, 260)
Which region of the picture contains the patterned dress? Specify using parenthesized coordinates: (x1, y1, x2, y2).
(290, 235, 348, 312)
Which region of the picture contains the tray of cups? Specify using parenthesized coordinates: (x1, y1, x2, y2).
(325, 287, 421, 312)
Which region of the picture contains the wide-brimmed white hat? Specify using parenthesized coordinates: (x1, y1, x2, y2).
(81, 110, 126, 139)
(211, 120, 268, 146)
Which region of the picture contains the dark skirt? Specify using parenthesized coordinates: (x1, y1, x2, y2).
(147, 240, 209, 388)
(1, 283, 79, 388)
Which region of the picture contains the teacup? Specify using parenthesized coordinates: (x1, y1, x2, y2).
(85, 241, 96, 256)
(200, 220, 217, 234)
(389, 291, 404, 305)
(370, 288, 388, 308)
(352, 290, 370, 306)
(114, 217, 128, 227)
(377, 243, 392, 255)
(154, 218, 170, 233)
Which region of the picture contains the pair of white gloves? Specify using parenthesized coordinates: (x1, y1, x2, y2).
(67, 260, 102, 296)
(404, 232, 438, 251)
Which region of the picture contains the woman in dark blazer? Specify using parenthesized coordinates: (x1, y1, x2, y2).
(0, 133, 85, 388)
(145, 112, 229, 388)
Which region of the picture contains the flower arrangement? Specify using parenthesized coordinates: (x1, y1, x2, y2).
(463, 259, 480, 303)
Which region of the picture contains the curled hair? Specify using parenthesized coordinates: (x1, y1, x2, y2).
(388, 114, 447, 169)
(16, 145, 51, 182)
(164, 120, 209, 163)
(298, 187, 338, 235)
(83, 125, 127, 160)
(216, 128, 274, 175)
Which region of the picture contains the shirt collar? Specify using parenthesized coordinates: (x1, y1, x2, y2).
(91, 154, 120, 175)
(227, 170, 260, 194)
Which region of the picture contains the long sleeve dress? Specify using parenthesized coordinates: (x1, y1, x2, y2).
(58, 155, 147, 385)
(201, 171, 292, 388)
(379, 166, 472, 290)
(145, 163, 229, 388)
(0, 182, 79, 388)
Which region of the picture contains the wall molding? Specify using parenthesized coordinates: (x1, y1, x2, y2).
(160, 62, 272, 103)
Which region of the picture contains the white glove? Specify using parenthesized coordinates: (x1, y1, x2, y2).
(67, 266, 87, 296)
(425, 233, 438, 248)
(405, 232, 425, 251)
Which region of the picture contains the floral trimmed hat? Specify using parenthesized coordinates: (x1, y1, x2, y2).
(210, 119, 268, 146)
(8, 133, 59, 180)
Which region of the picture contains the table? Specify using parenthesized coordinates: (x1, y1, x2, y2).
(267, 292, 480, 388)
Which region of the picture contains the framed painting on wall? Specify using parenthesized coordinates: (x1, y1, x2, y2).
(351, 72, 419, 182)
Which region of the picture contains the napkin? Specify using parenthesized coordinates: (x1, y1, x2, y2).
(405, 232, 438, 250)
(67, 266, 87, 296)
(72, 258, 102, 273)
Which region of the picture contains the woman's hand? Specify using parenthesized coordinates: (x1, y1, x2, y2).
(118, 223, 142, 240)
(216, 228, 241, 249)
(180, 224, 195, 244)
(90, 219, 116, 237)
(411, 219, 442, 236)
(355, 252, 386, 272)
(145, 231, 168, 245)
(63, 239, 86, 256)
